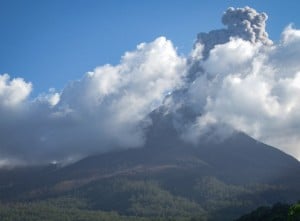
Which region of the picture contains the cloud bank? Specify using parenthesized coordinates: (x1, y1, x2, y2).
(0, 37, 185, 164)
(1, 7, 300, 165)
(182, 23, 300, 160)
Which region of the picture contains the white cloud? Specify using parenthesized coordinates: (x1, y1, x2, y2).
(281, 25, 300, 45)
(202, 38, 258, 77)
(184, 30, 300, 159)
(0, 37, 186, 164)
(56, 36, 186, 150)
(0, 74, 32, 108)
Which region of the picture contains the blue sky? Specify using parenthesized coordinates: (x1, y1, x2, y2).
(1, 0, 300, 95)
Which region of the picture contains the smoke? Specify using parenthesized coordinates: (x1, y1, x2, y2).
(182, 23, 300, 159)
(1, 6, 300, 165)
(196, 6, 271, 58)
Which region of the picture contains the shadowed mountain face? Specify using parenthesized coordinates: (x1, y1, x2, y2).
(61, 110, 300, 186)
(0, 109, 299, 221)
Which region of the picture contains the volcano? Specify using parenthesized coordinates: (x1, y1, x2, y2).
(0, 109, 299, 221)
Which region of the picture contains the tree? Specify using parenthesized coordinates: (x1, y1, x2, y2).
(288, 203, 300, 221)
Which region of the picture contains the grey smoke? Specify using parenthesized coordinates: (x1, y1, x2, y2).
(196, 6, 272, 58)
(179, 9, 300, 160)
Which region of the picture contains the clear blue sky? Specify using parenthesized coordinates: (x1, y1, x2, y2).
(1, 0, 300, 95)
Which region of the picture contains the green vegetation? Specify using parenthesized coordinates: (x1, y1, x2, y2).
(0, 175, 298, 221)
(0, 198, 129, 221)
(235, 201, 300, 221)
(1, 197, 300, 221)
(289, 202, 300, 221)
(78, 178, 207, 220)
(0, 178, 209, 221)
(0, 197, 158, 221)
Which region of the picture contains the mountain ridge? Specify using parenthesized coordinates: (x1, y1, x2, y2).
(0, 128, 299, 220)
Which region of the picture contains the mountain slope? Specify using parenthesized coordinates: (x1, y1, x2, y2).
(0, 111, 299, 220)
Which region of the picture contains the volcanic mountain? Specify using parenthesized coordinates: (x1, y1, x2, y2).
(0, 109, 299, 221)
(0, 6, 300, 221)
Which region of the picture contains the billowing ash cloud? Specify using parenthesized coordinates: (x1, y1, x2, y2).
(181, 24, 300, 159)
(1, 6, 300, 165)
(196, 6, 272, 58)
